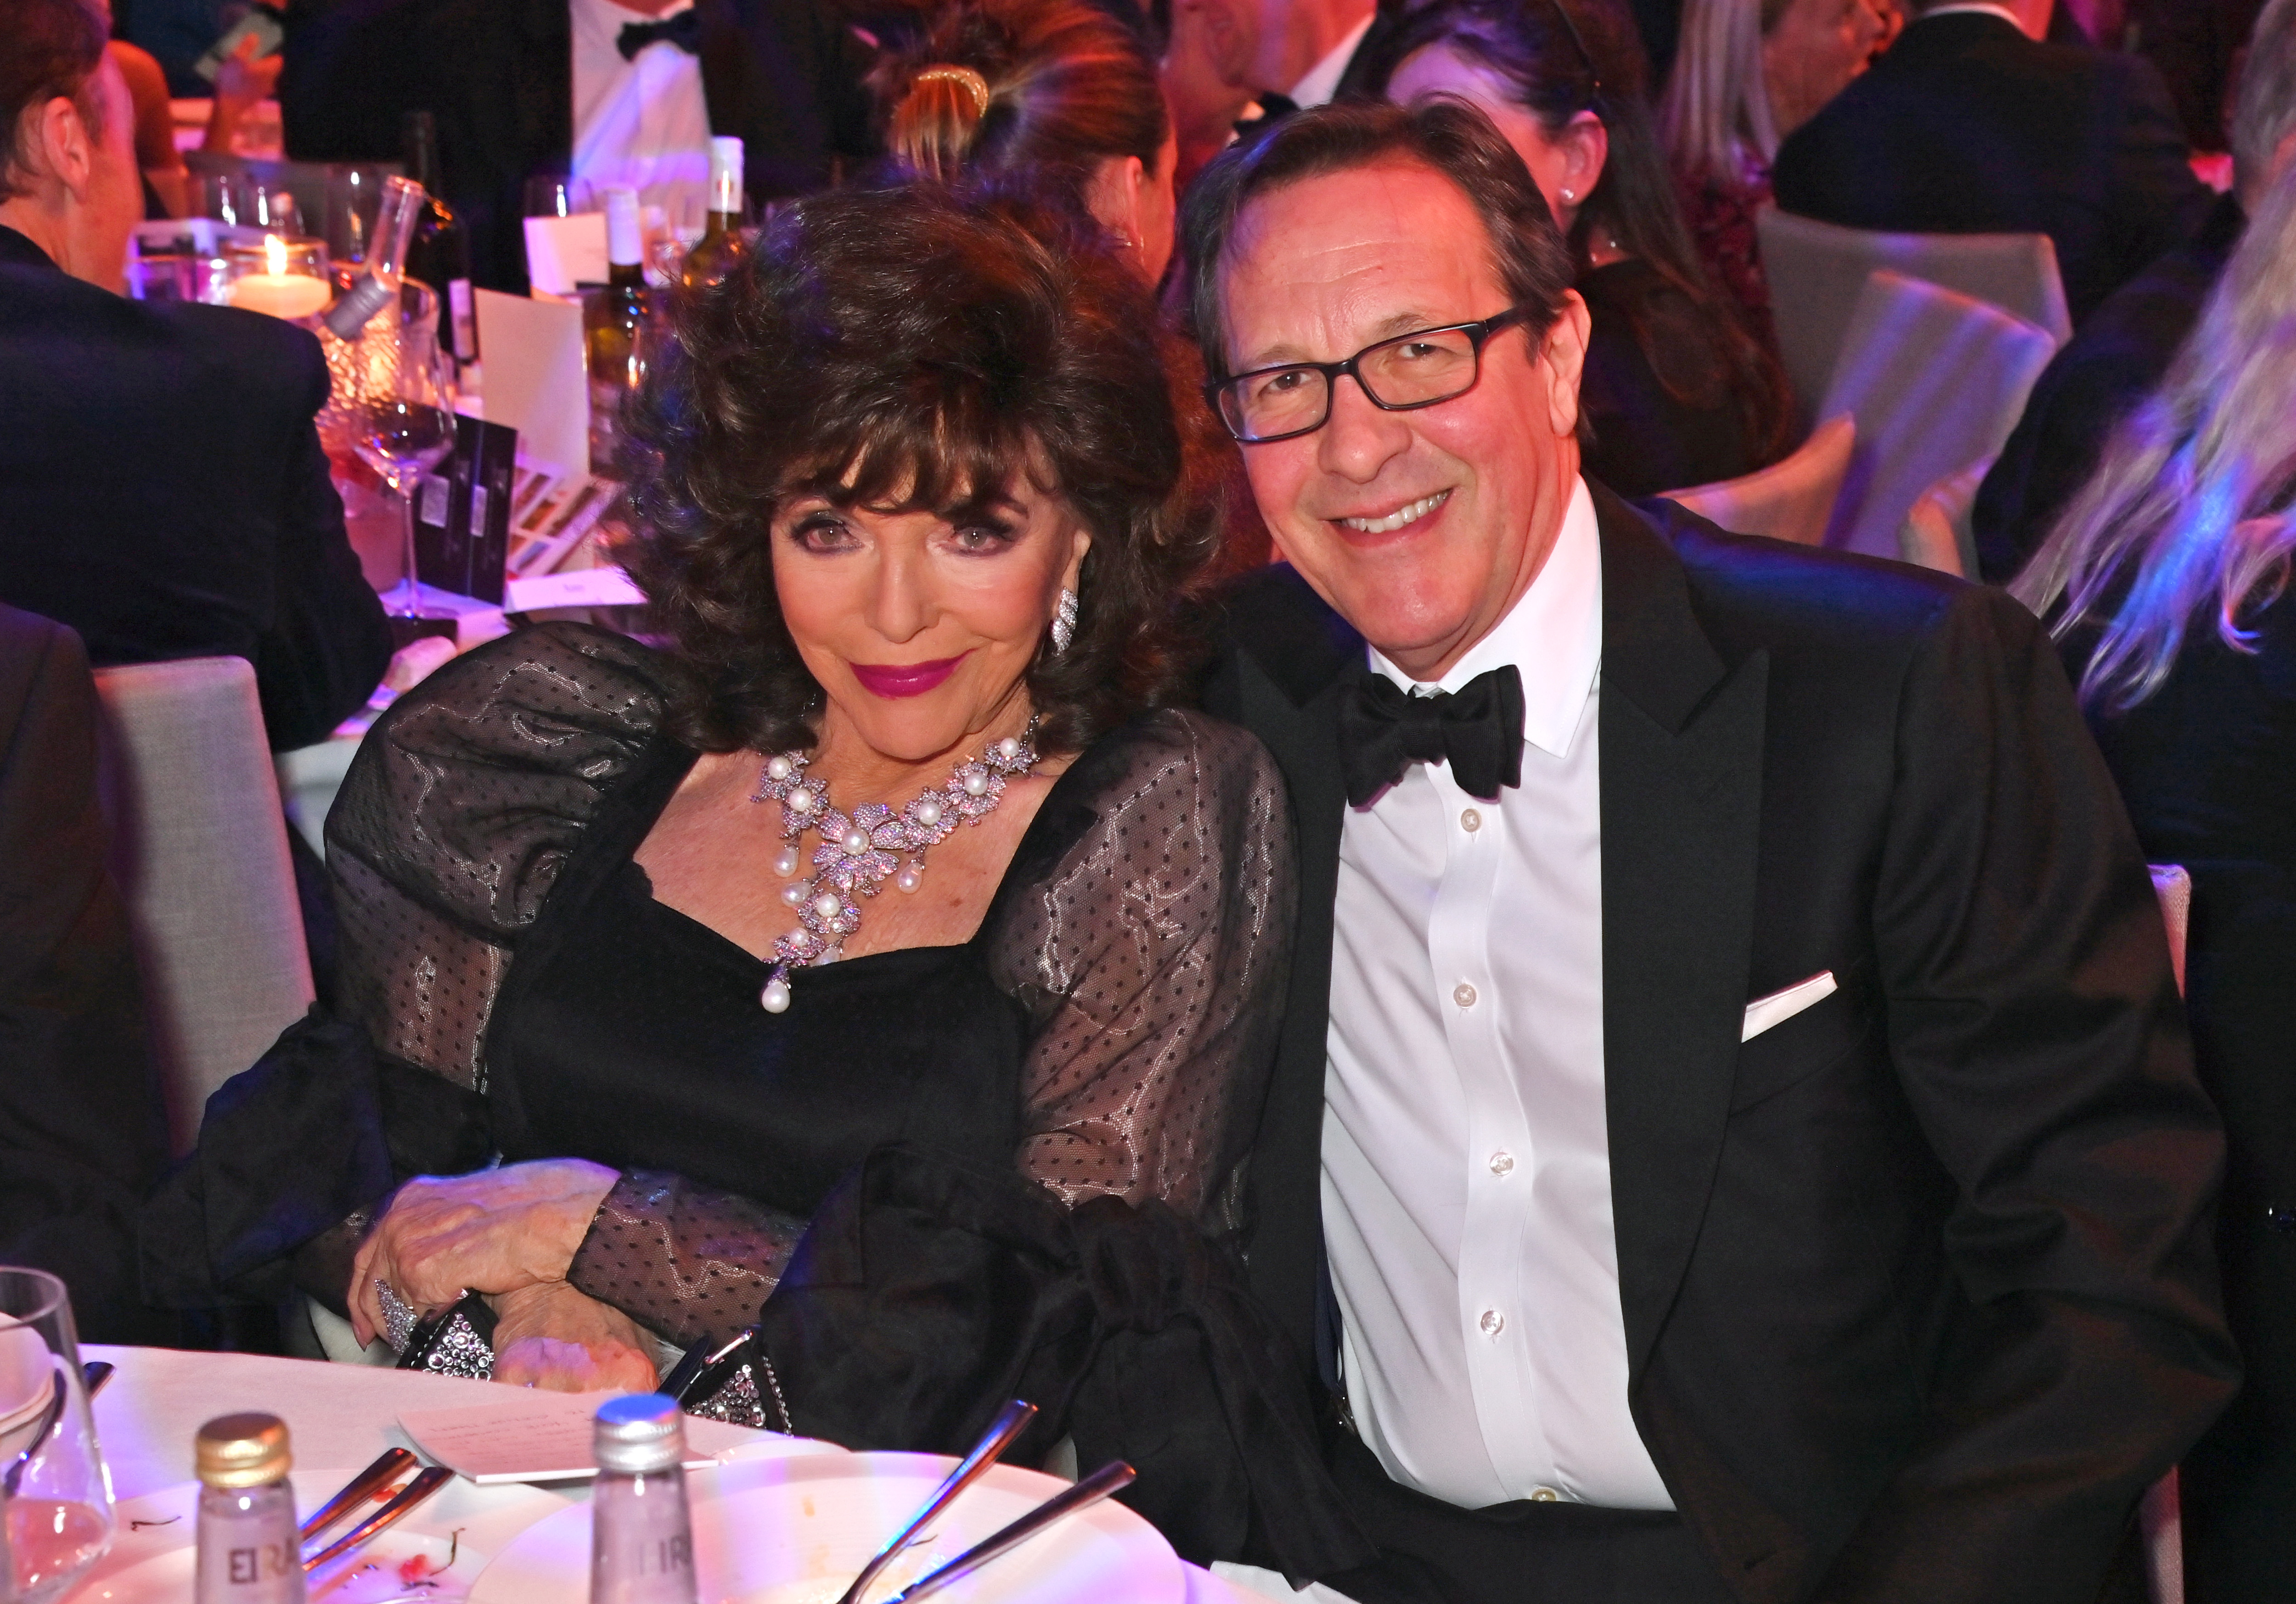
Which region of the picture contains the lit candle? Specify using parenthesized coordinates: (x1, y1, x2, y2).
(231, 235, 332, 321)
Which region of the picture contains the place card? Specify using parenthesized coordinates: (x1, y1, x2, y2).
(473, 289, 590, 490)
(398, 1392, 768, 1484)
(522, 211, 609, 296)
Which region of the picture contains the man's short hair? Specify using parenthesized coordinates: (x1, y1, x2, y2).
(1179, 98, 1576, 380)
(0, 0, 108, 202)
(2233, 0, 2296, 192)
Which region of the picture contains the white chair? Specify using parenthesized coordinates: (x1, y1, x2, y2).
(93, 656, 315, 1156)
(1896, 455, 1996, 579)
(2142, 862, 2193, 1604)
(1758, 209, 2072, 431)
(1817, 272, 2056, 561)
(1666, 415, 1857, 549)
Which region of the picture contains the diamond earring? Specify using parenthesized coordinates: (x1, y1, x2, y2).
(1558, 185, 1576, 203)
(1050, 587, 1078, 655)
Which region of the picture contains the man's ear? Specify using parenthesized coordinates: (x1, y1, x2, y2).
(39, 94, 100, 199)
(1539, 291, 1592, 440)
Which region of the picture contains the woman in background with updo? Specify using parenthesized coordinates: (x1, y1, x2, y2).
(874, 0, 1181, 284)
(1360, 0, 1795, 494)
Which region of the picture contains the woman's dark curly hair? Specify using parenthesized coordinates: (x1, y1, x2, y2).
(616, 182, 1223, 757)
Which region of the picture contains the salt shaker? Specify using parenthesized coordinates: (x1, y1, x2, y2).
(194, 1413, 306, 1604)
(590, 1394, 699, 1604)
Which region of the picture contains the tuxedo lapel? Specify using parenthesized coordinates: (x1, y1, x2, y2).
(1218, 569, 1362, 1367)
(1594, 488, 1767, 1380)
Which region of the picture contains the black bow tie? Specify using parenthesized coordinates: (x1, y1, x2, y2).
(618, 10, 702, 58)
(1337, 665, 1526, 807)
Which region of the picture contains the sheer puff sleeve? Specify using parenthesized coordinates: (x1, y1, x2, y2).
(988, 708, 1296, 1229)
(139, 624, 679, 1313)
(328, 623, 674, 1089)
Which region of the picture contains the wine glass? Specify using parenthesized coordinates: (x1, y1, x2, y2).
(353, 327, 459, 618)
(0, 1268, 115, 1603)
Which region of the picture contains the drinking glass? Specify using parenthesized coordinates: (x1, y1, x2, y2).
(0, 1268, 114, 1604)
(352, 327, 459, 618)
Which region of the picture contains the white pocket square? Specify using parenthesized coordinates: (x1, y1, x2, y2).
(1741, 971, 1837, 1042)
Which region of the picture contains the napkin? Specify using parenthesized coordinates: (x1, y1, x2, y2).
(399, 1391, 768, 1483)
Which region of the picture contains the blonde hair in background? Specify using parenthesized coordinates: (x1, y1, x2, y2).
(1660, 0, 1789, 182)
(2010, 153, 2296, 713)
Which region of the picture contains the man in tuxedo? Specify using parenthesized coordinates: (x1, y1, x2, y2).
(0, 0, 390, 754)
(1162, 0, 1373, 184)
(1772, 0, 2212, 324)
(1187, 100, 2235, 1603)
(279, 0, 878, 291)
(1972, 0, 2296, 582)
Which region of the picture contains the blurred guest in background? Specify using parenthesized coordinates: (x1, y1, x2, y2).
(1361, 0, 1793, 494)
(874, 0, 1178, 281)
(1773, 0, 2212, 325)
(2132, 0, 2265, 153)
(0, 604, 170, 1345)
(0, 0, 391, 752)
(1976, 0, 2296, 583)
(1660, 0, 1887, 349)
(1161, 0, 1373, 184)
(2012, 149, 2296, 1604)
(279, 0, 879, 291)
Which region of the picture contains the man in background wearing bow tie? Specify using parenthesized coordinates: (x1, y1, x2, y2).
(281, 0, 878, 291)
(1191, 99, 2236, 1604)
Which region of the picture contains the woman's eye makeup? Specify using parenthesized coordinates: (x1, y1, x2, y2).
(785, 510, 859, 551)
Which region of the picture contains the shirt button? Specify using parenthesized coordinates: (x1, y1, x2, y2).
(1488, 1150, 1515, 1177)
(1478, 1308, 1504, 1337)
(1453, 982, 1478, 1009)
(1530, 1486, 1559, 1502)
(1460, 807, 1482, 832)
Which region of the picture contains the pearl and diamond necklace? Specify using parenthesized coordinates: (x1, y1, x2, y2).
(747, 718, 1043, 1012)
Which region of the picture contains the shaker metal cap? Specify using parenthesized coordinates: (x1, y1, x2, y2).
(594, 1392, 686, 1475)
(196, 1412, 292, 1488)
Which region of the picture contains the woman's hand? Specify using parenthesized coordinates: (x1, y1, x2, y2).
(349, 1158, 620, 1346)
(489, 1283, 660, 1394)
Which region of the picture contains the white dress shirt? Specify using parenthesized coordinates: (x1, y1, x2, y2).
(1289, 11, 1374, 109)
(1322, 477, 1674, 1513)
(569, 0, 714, 230)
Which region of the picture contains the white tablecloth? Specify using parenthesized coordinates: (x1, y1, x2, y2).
(78, 1345, 1255, 1603)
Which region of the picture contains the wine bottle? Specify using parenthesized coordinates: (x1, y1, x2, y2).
(588, 185, 649, 471)
(679, 136, 746, 289)
(400, 111, 476, 362)
(323, 173, 425, 339)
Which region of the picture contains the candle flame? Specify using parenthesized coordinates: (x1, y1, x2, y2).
(265, 234, 288, 276)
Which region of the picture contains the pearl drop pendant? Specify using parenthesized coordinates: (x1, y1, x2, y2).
(760, 974, 791, 1012)
(895, 864, 923, 892)
(774, 846, 799, 877)
(781, 882, 808, 907)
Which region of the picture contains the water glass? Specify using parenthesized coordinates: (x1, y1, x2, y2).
(0, 1268, 114, 1603)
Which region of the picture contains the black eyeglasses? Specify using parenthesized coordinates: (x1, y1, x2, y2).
(1207, 308, 1529, 444)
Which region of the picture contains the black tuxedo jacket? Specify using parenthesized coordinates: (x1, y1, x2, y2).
(0, 606, 171, 1343)
(0, 228, 390, 752)
(1200, 488, 2236, 1603)
(281, 0, 879, 292)
(1771, 11, 2210, 325)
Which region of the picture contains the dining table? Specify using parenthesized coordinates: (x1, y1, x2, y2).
(72, 1343, 1262, 1604)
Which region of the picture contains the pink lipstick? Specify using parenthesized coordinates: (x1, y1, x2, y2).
(850, 653, 967, 699)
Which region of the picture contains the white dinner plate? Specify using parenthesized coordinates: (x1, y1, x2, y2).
(74, 1469, 540, 1604)
(470, 1450, 1188, 1604)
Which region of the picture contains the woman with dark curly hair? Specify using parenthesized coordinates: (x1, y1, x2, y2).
(151, 184, 1361, 1572)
